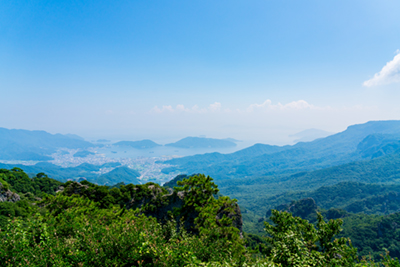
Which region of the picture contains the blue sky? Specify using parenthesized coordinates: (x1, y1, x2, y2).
(1, 0, 400, 144)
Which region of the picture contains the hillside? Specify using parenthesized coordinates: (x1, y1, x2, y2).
(96, 166, 141, 185)
(165, 137, 237, 148)
(2, 167, 399, 264)
(218, 150, 400, 217)
(0, 128, 95, 160)
(261, 181, 400, 216)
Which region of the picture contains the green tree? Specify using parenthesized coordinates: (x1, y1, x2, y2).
(264, 210, 357, 266)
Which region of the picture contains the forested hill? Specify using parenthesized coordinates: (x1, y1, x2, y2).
(0, 128, 94, 161)
(218, 149, 400, 218)
(162, 120, 400, 179)
(260, 181, 400, 216)
(1, 168, 398, 265)
(0, 162, 143, 185)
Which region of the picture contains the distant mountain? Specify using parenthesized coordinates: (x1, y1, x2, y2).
(64, 134, 85, 141)
(73, 150, 95, 158)
(289, 128, 334, 143)
(223, 138, 241, 143)
(96, 139, 111, 143)
(97, 166, 141, 185)
(0, 128, 95, 161)
(162, 120, 400, 179)
(165, 137, 237, 149)
(113, 140, 161, 149)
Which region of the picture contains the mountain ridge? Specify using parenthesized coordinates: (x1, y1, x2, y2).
(162, 120, 400, 179)
(0, 128, 95, 161)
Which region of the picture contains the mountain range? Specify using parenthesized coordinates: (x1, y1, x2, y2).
(162, 121, 400, 179)
(0, 128, 94, 160)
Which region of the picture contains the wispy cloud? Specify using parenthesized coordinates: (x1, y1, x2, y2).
(151, 102, 222, 114)
(363, 51, 400, 87)
(246, 99, 319, 112)
(151, 100, 326, 114)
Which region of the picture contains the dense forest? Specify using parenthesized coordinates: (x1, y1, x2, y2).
(1, 168, 400, 266)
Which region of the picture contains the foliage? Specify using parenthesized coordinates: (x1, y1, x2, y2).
(163, 174, 190, 189)
(1, 168, 400, 266)
(176, 174, 219, 209)
(264, 210, 357, 266)
(265, 196, 400, 262)
(0, 200, 36, 230)
(0, 168, 63, 197)
(0, 162, 122, 183)
(339, 212, 400, 261)
(0, 172, 267, 266)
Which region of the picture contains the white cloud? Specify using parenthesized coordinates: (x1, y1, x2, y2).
(151, 105, 174, 113)
(208, 102, 221, 112)
(151, 102, 222, 114)
(246, 99, 318, 112)
(363, 51, 400, 87)
(152, 100, 325, 114)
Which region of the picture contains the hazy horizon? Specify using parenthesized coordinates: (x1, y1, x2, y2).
(1, 1, 400, 145)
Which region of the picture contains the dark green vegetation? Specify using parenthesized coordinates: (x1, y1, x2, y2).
(0, 168, 62, 229)
(0, 161, 133, 185)
(0, 168, 62, 198)
(262, 182, 400, 215)
(217, 149, 400, 236)
(261, 194, 400, 262)
(165, 136, 237, 148)
(0, 128, 94, 160)
(163, 174, 192, 189)
(2, 169, 397, 266)
(113, 139, 162, 149)
(219, 152, 400, 221)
